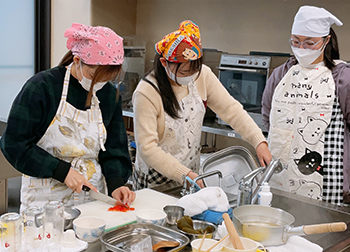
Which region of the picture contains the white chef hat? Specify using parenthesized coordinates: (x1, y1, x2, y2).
(291, 6, 343, 37)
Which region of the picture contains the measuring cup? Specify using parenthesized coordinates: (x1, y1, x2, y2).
(1, 212, 22, 252)
(23, 206, 44, 251)
(44, 201, 64, 252)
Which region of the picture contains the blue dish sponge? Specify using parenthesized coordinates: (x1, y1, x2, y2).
(191, 208, 233, 225)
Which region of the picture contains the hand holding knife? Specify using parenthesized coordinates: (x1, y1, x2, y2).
(82, 185, 132, 208)
(82, 185, 117, 206)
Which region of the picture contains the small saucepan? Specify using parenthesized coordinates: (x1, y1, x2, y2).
(232, 205, 347, 246)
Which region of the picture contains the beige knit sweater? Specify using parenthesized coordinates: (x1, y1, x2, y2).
(132, 65, 266, 183)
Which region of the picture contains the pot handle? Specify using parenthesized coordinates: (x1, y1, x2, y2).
(303, 222, 347, 235)
(284, 222, 347, 243)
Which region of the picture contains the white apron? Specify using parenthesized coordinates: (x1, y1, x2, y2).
(133, 78, 206, 189)
(268, 64, 335, 200)
(20, 64, 106, 212)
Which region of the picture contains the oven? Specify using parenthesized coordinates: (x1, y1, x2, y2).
(218, 54, 271, 112)
(217, 54, 271, 129)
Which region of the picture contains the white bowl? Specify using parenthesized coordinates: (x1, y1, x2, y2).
(222, 236, 260, 252)
(191, 238, 223, 252)
(73, 216, 106, 243)
(136, 209, 167, 226)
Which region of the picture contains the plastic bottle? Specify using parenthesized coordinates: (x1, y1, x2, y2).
(258, 182, 273, 206)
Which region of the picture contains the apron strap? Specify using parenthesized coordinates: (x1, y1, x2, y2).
(91, 92, 106, 151)
(61, 63, 72, 101)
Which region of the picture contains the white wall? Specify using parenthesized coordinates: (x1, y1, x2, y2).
(136, 0, 350, 71)
(51, 0, 91, 67)
(91, 0, 137, 36)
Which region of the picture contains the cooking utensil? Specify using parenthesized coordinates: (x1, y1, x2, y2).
(176, 220, 216, 241)
(101, 223, 189, 252)
(205, 234, 229, 252)
(233, 205, 347, 246)
(223, 213, 244, 249)
(153, 240, 180, 251)
(198, 231, 207, 252)
(163, 205, 185, 225)
(82, 185, 116, 206)
(64, 206, 81, 230)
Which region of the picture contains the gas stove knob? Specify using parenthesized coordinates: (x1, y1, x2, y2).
(262, 61, 267, 66)
(254, 62, 258, 65)
(249, 61, 252, 65)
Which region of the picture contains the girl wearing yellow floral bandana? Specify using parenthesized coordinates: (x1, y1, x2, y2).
(155, 20, 202, 63)
(132, 20, 272, 190)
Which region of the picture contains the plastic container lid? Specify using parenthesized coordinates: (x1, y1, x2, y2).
(261, 182, 270, 192)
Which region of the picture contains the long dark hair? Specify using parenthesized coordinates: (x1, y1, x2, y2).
(59, 51, 121, 107)
(144, 54, 203, 119)
(324, 28, 340, 70)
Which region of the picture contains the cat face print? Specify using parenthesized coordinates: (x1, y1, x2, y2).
(290, 179, 322, 200)
(294, 148, 323, 175)
(297, 116, 328, 145)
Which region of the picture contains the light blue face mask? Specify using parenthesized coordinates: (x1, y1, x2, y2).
(164, 63, 196, 86)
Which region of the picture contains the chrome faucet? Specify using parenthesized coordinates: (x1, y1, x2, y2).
(189, 170, 223, 194)
(237, 159, 282, 206)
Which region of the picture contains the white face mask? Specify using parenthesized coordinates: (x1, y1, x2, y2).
(291, 45, 325, 67)
(78, 61, 107, 92)
(164, 63, 195, 86)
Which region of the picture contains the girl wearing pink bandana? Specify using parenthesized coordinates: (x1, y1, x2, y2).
(1, 23, 135, 211)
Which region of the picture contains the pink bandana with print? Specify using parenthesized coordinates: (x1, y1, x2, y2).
(64, 23, 124, 65)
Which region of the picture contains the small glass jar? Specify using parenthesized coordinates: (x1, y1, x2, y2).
(1, 212, 22, 252)
(44, 201, 64, 252)
(23, 206, 44, 251)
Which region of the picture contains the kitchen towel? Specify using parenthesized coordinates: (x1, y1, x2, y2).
(176, 187, 230, 216)
(192, 208, 233, 225)
(267, 235, 323, 252)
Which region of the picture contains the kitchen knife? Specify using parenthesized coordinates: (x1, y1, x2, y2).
(82, 185, 117, 206)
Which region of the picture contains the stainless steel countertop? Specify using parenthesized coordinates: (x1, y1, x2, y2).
(86, 184, 350, 252)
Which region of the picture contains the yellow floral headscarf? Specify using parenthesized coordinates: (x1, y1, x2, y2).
(155, 20, 202, 63)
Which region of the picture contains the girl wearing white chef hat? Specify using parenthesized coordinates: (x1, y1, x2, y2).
(262, 6, 350, 205)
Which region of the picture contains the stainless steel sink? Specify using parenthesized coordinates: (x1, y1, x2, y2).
(152, 184, 350, 252)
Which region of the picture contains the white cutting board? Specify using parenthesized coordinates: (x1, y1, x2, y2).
(75, 188, 178, 231)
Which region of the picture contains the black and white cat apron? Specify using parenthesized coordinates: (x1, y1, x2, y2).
(268, 63, 334, 200)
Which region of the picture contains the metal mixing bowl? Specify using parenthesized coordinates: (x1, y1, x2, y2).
(177, 220, 217, 241)
(64, 206, 81, 230)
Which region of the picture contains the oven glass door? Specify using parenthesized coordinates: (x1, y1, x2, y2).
(219, 68, 267, 113)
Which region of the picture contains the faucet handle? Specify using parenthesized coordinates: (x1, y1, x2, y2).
(241, 167, 265, 186)
(267, 159, 283, 173)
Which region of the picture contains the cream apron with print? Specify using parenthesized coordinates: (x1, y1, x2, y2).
(134, 79, 206, 189)
(268, 64, 335, 200)
(20, 64, 106, 212)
